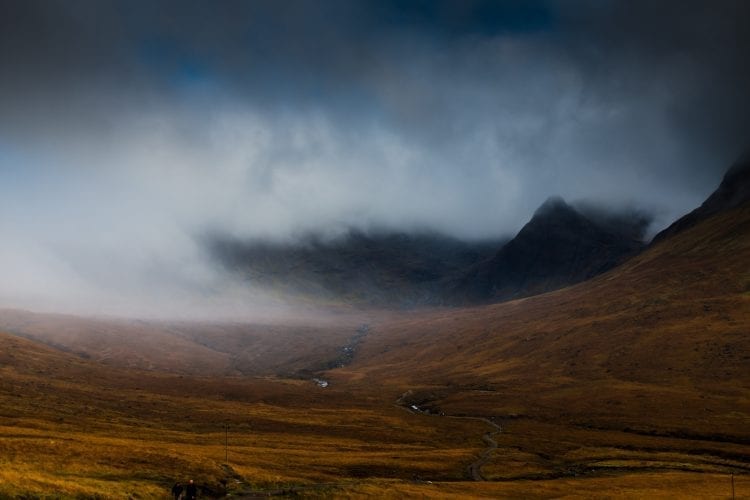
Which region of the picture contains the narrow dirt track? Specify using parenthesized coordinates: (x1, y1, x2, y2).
(397, 395, 502, 482)
(463, 417, 502, 481)
(216, 399, 503, 498)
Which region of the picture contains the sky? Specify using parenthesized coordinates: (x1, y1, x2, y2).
(0, 0, 748, 317)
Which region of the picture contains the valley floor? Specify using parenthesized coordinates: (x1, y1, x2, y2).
(1, 359, 747, 499)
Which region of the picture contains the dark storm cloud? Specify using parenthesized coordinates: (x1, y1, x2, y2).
(0, 0, 748, 316)
(557, 0, 750, 184)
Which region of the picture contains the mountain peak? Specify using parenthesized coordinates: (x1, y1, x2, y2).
(534, 196, 574, 217)
(713, 153, 750, 208)
(652, 152, 750, 244)
(453, 196, 644, 303)
(525, 197, 592, 236)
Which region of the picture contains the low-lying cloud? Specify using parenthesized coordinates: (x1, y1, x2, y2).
(0, 0, 747, 317)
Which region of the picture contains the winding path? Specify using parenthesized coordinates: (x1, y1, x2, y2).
(399, 395, 502, 481)
(464, 417, 502, 481)
(219, 393, 502, 497)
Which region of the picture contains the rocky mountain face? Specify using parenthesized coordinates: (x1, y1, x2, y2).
(209, 197, 651, 307)
(652, 153, 750, 244)
(450, 197, 646, 303)
(209, 230, 504, 307)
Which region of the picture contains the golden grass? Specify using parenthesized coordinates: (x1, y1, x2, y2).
(0, 334, 488, 497)
(319, 473, 749, 499)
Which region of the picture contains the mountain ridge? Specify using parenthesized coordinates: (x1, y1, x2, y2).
(451, 196, 645, 303)
(210, 200, 649, 307)
(209, 229, 505, 307)
(652, 152, 750, 244)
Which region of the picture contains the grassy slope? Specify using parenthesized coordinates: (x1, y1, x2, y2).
(0, 331, 490, 498)
(327, 202, 750, 488)
(0, 310, 373, 376)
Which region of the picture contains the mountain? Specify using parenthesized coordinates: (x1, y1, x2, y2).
(335, 160, 750, 458)
(652, 152, 750, 244)
(209, 230, 504, 307)
(452, 197, 646, 302)
(347, 197, 750, 391)
(210, 201, 651, 308)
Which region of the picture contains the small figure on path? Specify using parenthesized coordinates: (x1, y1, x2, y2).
(185, 479, 198, 500)
(171, 482, 183, 500)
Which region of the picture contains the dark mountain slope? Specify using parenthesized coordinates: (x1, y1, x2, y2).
(453, 197, 645, 303)
(209, 230, 504, 307)
(652, 152, 750, 244)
